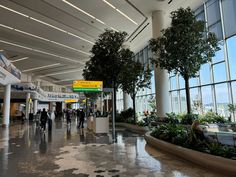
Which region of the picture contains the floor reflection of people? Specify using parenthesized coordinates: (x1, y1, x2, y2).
(48, 130, 52, 143)
(79, 129, 85, 143)
(39, 133, 47, 154)
(66, 126, 71, 140)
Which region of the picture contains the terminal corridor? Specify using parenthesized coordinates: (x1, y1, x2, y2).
(0, 120, 221, 177)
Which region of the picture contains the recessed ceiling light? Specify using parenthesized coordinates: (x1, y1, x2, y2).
(62, 0, 119, 32)
(102, 0, 138, 25)
(0, 4, 94, 45)
(23, 63, 61, 72)
(10, 57, 29, 63)
(0, 39, 84, 64)
(39, 68, 83, 78)
(0, 23, 91, 55)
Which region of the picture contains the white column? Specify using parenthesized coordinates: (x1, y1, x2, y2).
(50, 102, 55, 119)
(152, 10, 171, 117)
(25, 92, 30, 119)
(33, 100, 38, 115)
(3, 84, 11, 127)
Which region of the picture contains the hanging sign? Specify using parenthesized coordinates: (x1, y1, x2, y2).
(73, 80, 103, 92)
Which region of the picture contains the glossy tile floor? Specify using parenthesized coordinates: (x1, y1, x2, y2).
(0, 119, 224, 177)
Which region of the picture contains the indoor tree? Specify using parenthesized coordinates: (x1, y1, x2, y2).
(149, 7, 219, 114)
(119, 49, 152, 124)
(83, 29, 132, 121)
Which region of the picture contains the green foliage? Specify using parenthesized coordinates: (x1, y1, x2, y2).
(151, 123, 236, 159)
(148, 96, 156, 112)
(228, 104, 236, 113)
(151, 124, 188, 146)
(206, 143, 236, 158)
(199, 111, 226, 124)
(180, 113, 198, 125)
(165, 112, 180, 124)
(119, 55, 152, 123)
(137, 120, 146, 126)
(120, 108, 134, 120)
(149, 7, 219, 114)
(83, 29, 130, 88)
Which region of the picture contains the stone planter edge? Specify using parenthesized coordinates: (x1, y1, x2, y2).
(145, 132, 236, 176)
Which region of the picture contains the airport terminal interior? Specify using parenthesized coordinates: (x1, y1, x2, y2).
(0, 0, 236, 176)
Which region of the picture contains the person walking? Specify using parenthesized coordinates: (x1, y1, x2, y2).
(40, 108, 48, 132)
(78, 109, 85, 128)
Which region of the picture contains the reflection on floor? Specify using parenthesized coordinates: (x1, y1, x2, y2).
(0, 119, 223, 177)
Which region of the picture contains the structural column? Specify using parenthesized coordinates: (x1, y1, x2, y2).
(33, 100, 38, 115)
(25, 92, 30, 119)
(50, 102, 55, 119)
(3, 84, 11, 127)
(152, 10, 171, 117)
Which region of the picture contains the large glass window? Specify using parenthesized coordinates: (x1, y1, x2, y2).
(222, 0, 236, 38)
(215, 83, 229, 116)
(209, 22, 223, 40)
(189, 77, 199, 87)
(232, 82, 236, 104)
(179, 76, 185, 89)
(213, 62, 227, 82)
(200, 63, 211, 85)
(180, 90, 187, 113)
(201, 86, 213, 113)
(171, 91, 179, 113)
(151, 70, 155, 94)
(190, 88, 200, 113)
(207, 0, 220, 26)
(212, 43, 224, 63)
(227, 36, 236, 80)
(170, 76, 177, 90)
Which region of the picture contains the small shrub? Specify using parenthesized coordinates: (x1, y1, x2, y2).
(199, 111, 226, 124)
(137, 120, 146, 126)
(120, 108, 134, 120)
(179, 113, 198, 125)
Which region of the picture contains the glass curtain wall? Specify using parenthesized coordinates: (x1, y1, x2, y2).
(169, 0, 236, 121)
(116, 46, 156, 114)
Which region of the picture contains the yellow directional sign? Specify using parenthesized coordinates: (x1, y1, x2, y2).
(64, 99, 78, 103)
(73, 80, 103, 92)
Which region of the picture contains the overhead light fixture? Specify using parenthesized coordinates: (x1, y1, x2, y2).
(62, 0, 119, 32)
(53, 78, 78, 83)
(22, 63, 61, 72)
(39, 68, 83, 78)
(102, 0, 138, 25)
(0, 4, 94, 45)
(0, 49, 4, 52)
(0, 5, 29, 18)
(0, 39, 84, 64)
(0, 23, 90, 56)
(10, 57, 29, 63)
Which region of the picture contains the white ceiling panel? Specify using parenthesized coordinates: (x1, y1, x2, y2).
(0, 0, 203, 86)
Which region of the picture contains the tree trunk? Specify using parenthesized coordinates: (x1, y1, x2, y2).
(113, 81, 117, 121)
(132, 93, 136, 124)
(184, 76, 191, 114)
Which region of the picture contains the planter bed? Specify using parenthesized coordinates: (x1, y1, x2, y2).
(116, 122, 149, 134)
(145, 132, 236, 176)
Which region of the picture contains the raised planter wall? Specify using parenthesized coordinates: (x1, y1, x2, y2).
(116, 122, 149, 134)
(145, 132, 236, 176)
